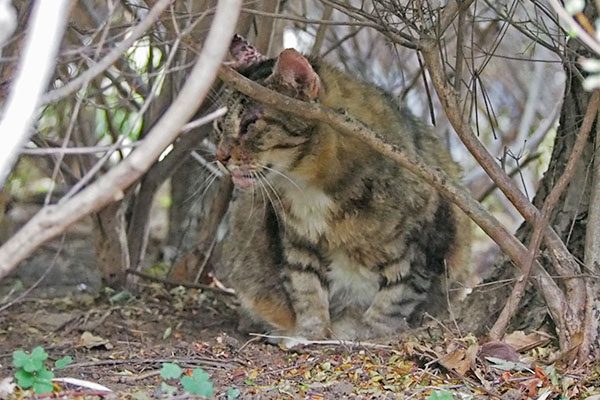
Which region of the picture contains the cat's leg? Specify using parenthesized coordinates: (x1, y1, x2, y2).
(281, 236, 330, 339)
(330, 285, 417, 340)
(282, 268, 330, 339)
(331, 262, 436, 340)
(219, 194, 297, 335)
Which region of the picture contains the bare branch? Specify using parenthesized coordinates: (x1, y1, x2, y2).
(40, 0, 173, 105)
(0, 0, 242, 277)
(490, 91, 600, 341)
(0, 0, 74, 188)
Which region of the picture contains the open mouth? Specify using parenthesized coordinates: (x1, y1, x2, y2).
(231, 172, 256, 189)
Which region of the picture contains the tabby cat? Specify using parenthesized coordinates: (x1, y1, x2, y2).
(216, 35, 471, 341)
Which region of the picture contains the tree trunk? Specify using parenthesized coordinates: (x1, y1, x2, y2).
(458, 34, 600, 361)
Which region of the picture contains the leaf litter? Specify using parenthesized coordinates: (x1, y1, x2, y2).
(1, 285, 600, 399)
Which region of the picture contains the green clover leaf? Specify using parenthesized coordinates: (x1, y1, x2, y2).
(181, 369, 213, 397)
(55, 356, 72, 369)
(32, 379, 54, 395)
(160, 363, 182, 380)
(30, 347, 49, 362)
(14, 369, 34, 389)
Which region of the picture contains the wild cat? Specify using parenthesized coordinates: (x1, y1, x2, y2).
(215, 35, 471, 341)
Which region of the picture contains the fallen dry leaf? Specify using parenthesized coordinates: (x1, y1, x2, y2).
(440, 348, 470, 375)
(504, 331, 551, 352)
(480, 341, 519, 362)
(79, 331, 113, 349)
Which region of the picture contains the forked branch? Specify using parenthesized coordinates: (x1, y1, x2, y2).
(489, 91, 600, 342)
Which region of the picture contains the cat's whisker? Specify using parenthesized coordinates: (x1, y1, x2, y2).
(199, 172, 219, 198)
(181, 167, 219, 206)
(258, 171, 286, 220)
(190, 152, 222, 178)
(261, 165, 302, 191)
(244, 172, 259, 225)
(254, 171, 282, 229)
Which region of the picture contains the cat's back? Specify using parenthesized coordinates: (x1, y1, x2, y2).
(314, 63, 460, 179)
(312, 62, 471, 285)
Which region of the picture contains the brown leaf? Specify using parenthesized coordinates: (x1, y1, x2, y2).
(479, 341, 519, 362)
(503, 331, 551, 352)
(466, 343, 479, 370)
(78, 331, 113, 350)
(440, 348, 470, 375)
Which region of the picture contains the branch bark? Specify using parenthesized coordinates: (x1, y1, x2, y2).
(0, 0, 242, 277)
(0, 0, 74, 188)
(581, 111, 600, 361)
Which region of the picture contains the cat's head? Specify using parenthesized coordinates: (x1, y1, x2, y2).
(215, 35, 323, 189)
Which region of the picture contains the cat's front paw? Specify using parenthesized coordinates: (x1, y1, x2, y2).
(330, 316, 370, 340)
(294, 322, 329, 340)
(331, 315, 410, 340)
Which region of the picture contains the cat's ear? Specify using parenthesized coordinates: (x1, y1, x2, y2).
(271, 49, 322, 100)
(230, 34, 267, 70)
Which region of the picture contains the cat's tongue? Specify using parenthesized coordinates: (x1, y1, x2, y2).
(231, 171, 254, 189)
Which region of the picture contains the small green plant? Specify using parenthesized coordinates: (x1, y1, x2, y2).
(227, 387, 241, 399)
(54, 355, 73, 369)
(12, 347, 54, 394)
(426, 391, 454, 400)
(181, 369, 213, 397)
(160, 362, 214, 397)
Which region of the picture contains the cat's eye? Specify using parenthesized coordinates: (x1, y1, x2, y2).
(240, 116, 259, 135)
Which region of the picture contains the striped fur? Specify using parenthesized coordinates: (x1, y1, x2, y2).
(217, 46, 472, 340)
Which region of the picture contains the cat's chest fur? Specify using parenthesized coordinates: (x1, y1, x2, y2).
(282, 184, 336, 242)
(282, 186, 380, 308)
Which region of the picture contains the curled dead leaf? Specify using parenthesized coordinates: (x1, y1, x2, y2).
(480, 341, 519, 362)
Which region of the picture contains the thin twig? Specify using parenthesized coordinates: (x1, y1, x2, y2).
(61, 357, 243, 370)
(41, 0, 173, 105)
(22, 143, 141, 155)
(311, 5, 333, 57)
(249, 333, 393, 349)
(240, 7, 378, 27)
(127, 269, 235, 296)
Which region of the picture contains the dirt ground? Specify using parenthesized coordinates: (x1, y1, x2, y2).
(1, 235, 600, 399)
(0, 280, 432, 400)
(1, 275, 600, 400)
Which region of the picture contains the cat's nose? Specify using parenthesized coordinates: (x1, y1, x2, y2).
(216, 147, 231, 163)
